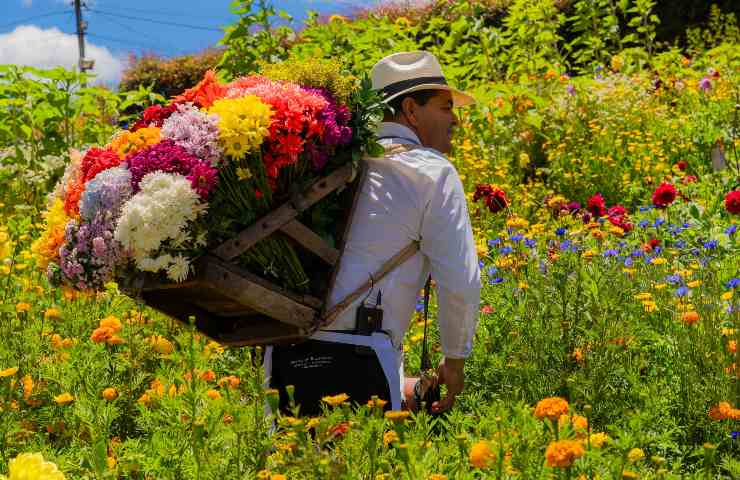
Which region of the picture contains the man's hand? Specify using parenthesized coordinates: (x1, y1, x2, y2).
(431, 357, 465, 413)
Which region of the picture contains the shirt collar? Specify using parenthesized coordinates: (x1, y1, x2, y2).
(376, 122, 421, 146)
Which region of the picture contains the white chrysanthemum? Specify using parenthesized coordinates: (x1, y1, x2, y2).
(114, 172, 205, 261)
(137, 254, 173, 272)
(166, 255, 190, 282)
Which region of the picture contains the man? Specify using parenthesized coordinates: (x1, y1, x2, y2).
(265, 51, 480, 415)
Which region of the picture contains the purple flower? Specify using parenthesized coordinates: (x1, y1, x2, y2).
(699, 76, 712, 92)
(186, 160, 219, 199)
(566, 84, 576, 96)
(127, 140, 202, 192)
(161, 103, 222, 165)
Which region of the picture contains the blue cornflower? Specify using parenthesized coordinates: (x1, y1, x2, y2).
(731, 431, 739, 440)
(690, 247, 701, 256)
(555, 227, 567, 237)
(539, 261, 548, 274)
(674, 240, 687, 249)
(487, 266, 498, 277)
(478, 260, 485, 269)
(560, 240, 572, 251)
(644, 256, 654, 265)
(603, 249, 619, 257)
(666, 274, 681, 284)
(654, 218, 666, 228)
(675, 286, 689, 297)
(639, 206, 653, 212)
(415, 298, 424, 312)
(624, 257, 634, 267)
(704, 240, 718, 250)
(488, 238, 502, 247)
(725, 225, 737, 236)
(654, 246, 663, 254)
(499, 246, 514, 255)
(598, 217, 606, 224)
(683, 222, 691, 228)
(639, 220, 650, 229)
(511, 233, 524, 243)
(630, 250, 644, 258)
(618, 241, 627, 249)
(489, 277, 505, 285)
(726, 277, 740, 289)
(524, 238, 537, 249)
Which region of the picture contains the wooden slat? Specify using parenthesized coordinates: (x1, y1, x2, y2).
(202, 257, 319, 328)
(212, 163, 355, 261)
(280, 219, 340, 265)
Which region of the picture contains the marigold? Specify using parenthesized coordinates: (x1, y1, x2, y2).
(680, 311, 700, 325)
(545, 439, 585, 468)
(627, 448, 645, 462)
(206, 389, 222, 400)
(559, 414, 588, 431)
(44, 308, 61, 320)
(0, 366, 19, 377)
(102, 387, 118, 401)
(322, 393, 350, 408)
(384, 410, 411, 423)
(99, 315, 122, 333)
(534, 397, 569, 421)
(90, 326, 114, 344)
(589, 432, 610, 448)
(15, 303, 31, 313)
(148, 335, 174, 355)
(367, 397, 388, 409)
(2, 452, 66, 480)
(469, 440, 495, 469)
(428, 475, 448, 480)
(217, 375, 241, 389)
(708, 401, 740, 420)
(53, 392, 74, 405)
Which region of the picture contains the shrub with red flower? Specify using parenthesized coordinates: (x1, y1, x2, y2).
(652, 182, 677, 208)
(473, 184, 508, 214)
(725, 190, 740, 215)
(586, 193, 606, 217)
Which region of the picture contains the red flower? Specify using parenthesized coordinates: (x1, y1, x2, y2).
(131, 104, 178, 131)
(481, 304, 495, 314)
(80, 147, 121, 183)
(726, 190, 740, 215)
(607, 204, 633, 232)
(652, 182, 677, 208)
(681, 175, 697, 184)
(586, 193, 606, 217)
(607, 205, 626, 218)
(676, 160, 688, 171)
(473, 184, 508, 214)
(329, 421, 350, 438)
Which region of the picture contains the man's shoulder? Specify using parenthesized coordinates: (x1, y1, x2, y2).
(377, 143, 455, 176)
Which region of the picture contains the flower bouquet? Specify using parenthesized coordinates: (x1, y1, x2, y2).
(34, 59, 382, 333)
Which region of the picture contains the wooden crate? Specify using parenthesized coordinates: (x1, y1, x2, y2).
(123, 162, 364, 347)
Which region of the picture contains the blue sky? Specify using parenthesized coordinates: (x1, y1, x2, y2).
(0, 0, 379, 84)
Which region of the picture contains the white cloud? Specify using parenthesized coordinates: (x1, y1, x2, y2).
(0, 25, 124, 85)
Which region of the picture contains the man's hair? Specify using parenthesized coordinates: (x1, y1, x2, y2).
(384, 89, 439, 120)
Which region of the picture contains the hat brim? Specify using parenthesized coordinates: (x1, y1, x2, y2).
(383, 83, 476, 108)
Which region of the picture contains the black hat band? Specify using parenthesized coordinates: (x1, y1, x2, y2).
(382, 76, 448, 98)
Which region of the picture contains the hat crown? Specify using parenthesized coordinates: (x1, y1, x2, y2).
(371, 51, 445, 91)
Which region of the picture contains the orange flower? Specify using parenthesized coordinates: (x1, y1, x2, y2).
(148, 335, 174, 355)
(44, 308, 61, 320)
(384, 410, 411, 423)
(681, 311, 700, 325)
(15, 302, 31, 313)
(206, 389, 222, 400)
(90, 326, 114, 344)
(469, 440, 496, 469)
(534, 397, 569, 421)
(174, 70, 227, 108)
(322, 393, 350, 408)
(200, 370, 216, 382)
(99, 315, 122, 333)
(367, 397, 388, 409)
(383, 430, 399, 446)
(708, 402, 740, 421)
(102, 387, 118, 401)
(22, 374, 34, 400)
(545, 439, 585, 468)
(729, 340, 736, 354)
(217, 375, 241, 389)
(558, 414, 588, 431)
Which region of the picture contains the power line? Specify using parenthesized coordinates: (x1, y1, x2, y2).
(87, 8, 224, 32)
(91, 14, 191, 56)
(90, 4, 234, 22)
(0, 11, 71, 30)
(86, 32, 190, 54)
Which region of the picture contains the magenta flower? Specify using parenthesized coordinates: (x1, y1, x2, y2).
(699, 76, 712, 92)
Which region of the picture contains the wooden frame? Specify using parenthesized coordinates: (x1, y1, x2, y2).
(125, 162, 365, 347)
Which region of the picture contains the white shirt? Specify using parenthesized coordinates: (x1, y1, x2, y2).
(323, 122, 481, 359)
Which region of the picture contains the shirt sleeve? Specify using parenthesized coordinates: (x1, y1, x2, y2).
(419, 161, 481, 359)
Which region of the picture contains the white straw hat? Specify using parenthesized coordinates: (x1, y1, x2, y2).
(371, 51, 475, 108)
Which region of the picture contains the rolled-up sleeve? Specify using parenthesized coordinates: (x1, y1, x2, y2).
(419, 163, 481, 359)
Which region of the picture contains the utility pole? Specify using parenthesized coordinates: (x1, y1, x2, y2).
(74, 0, 94, 78)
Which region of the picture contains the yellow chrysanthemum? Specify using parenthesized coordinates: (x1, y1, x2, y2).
(109, 127, 161, 159)
(208, 96, 273, 157)
(2, 453, 66, 480)
(31, 199, 70, 268)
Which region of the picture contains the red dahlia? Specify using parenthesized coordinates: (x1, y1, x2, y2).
(473, 184, 508, 214)
(652, 182, 677, 208)
(726, 190, 740, 215)
(586, 193, 606, 217)
(676, 160, 688, 171)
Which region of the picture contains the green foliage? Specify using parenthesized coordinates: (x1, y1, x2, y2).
(118, 49, 222, 99)
(0, 65, 159, 210)
(565, 0, 626, 74)
(686, 4, 740, 55)
(216, 0, 293, 79)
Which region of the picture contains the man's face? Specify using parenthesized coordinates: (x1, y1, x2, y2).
(404, 91, 458, 155)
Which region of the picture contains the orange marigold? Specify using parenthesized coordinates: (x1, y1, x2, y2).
(469, 440, 496, 469)
(90, 326, 114, 344)
(681, 311, 700, 325)
(708, 402, 740, 421)
(534, 397, 569, 421)
(102, 387, 118, 401)
(545, 439, 585, 468)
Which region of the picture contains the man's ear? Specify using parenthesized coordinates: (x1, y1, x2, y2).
(401, 96, 419, 127)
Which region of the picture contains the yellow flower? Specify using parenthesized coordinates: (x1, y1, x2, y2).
(545, 439, 585, 468)
(383, 430, 399, 446)
(428, 475, 448, 480)
(208, 96, 273, 156)
(650, 257, 667, 265)
(0, 366, 19, 377)
(469, 440, 495, 469)
(394, 16, 412, 27)
(99, 315, 122, 333)
(329, 14, 348, 23)
(367, 397, 388, 409)
(687, 280, 702, 288)
(147, 335, 174, 355)
(634, 292, 652, 301)
(627, 448, 645, 463)
(110, 127, 161, 159)
(622, 470, 640, 479)
(322, 393, 349, 408)
(15, 303, 31, 313)
(534, 397, 569, 421)
(654, 283, 667, 290)
(235, 166, 254, 181)
(589, 432, 610, 448)
(3, 453, 66, 480)
(384, 410, 411, 423)
(611, 55, 624, 71)
(206, 389, 222, 400)
(44, 308, 61, 320)
(31, 199, 70, 268)
(270, 475, 287, 480)
(642, 301, 657, 312)
(722, 291, 733, 301)
(53, 393, 74, 405)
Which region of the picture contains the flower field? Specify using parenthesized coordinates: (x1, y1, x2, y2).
(2, 1, 740, 478)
